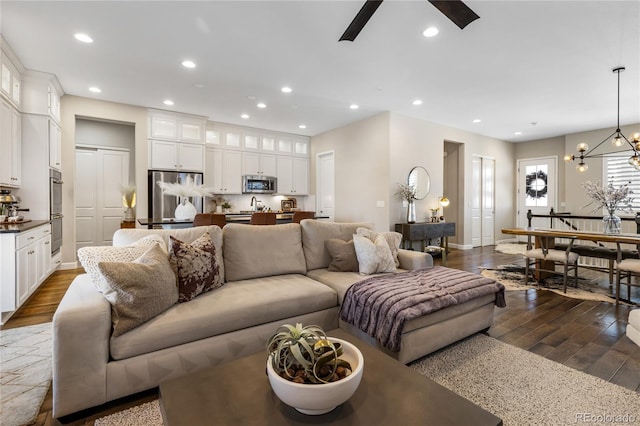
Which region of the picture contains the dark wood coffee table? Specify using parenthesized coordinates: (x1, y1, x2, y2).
(159, 329, 502, 425)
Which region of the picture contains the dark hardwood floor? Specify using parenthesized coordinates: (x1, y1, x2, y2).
(3, 245, 639, 425)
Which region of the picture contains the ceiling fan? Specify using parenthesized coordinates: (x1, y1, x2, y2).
(339, 0, 479, 42)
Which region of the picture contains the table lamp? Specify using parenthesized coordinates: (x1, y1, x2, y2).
(439, 196, 450, 222)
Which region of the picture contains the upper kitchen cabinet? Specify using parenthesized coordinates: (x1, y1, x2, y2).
(149, 140, 203, 172)
(1, 43, 24, 109)
(0, 98, 21, 187)
(242, 152, 277, 177)
(148, 110, 206, 144)
(49, 120, 62, 170)
(276, 156, 308, 195)
(205, 148, 242, 195)
(21, 70, 63, 124)
(243, 131, 260, 151)
(205, 122, 221, 146)
(293, 138, 309, 156)
(222, 127, 242, 149)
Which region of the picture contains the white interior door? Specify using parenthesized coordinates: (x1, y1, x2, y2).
(75, 148, 129, 250)
(471, 156, 495, 247)
(516, 157, 557, 239)
(316, 151, 335, 220)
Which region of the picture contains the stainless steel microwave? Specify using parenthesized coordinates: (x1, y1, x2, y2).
(242, 175, 277, 194)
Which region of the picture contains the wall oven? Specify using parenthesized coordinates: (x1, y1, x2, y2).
(50, 169, 63, 255)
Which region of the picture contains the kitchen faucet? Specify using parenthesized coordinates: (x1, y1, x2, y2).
(250, 196, 258, 212)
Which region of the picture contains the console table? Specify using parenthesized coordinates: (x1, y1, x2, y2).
(395, 222, 456, 265)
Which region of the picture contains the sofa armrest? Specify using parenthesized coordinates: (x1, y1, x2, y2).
(52, 274, 111, 418)
(398, 249, 433, 270)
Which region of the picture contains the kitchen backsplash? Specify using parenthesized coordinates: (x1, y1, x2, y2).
(204, 194, 310, 213)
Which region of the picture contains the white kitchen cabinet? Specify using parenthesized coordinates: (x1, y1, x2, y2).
(277, 137, 293, 154)
(223, 128, 242, 149)
(277, 156, 309, 195)
(149, 140, 204, 171)
(149, 111, 205, 144)
(1, 51, 22, 108)
(21, 71, 63, 125)
(0, 98, 21, 187)
(294, 139, 309, 156)
(49, 119, 62, 170)
(1, 224, 53, 323)
(205, 148, 242, 194)
(243, 132, 260, 150)
(205, 128, 221, 146)
(261, 136, 276, 152)
(242, 152, 277, 176)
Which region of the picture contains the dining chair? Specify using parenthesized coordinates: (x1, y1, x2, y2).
(291, 211, 315, 223)
(615, 242, 640, 304)
(193, 213, 226, 228)
(250, 212, 276, 225)
(524, 236, 579, 293)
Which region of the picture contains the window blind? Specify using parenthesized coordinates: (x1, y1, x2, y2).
(604, 155, 640, 211)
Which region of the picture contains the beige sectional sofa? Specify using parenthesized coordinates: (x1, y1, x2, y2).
(52, 220, 496, 418)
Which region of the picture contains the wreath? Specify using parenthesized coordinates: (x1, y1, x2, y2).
(525, 170, 548, 199)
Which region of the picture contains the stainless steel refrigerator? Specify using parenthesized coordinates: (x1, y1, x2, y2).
(148, 170, 204, 221)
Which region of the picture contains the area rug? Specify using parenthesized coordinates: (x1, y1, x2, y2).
(494, 242, 527, 255)
(95, 334, 640, 426)
(0, 323, 52, 426)
(480, 264, 618, 304)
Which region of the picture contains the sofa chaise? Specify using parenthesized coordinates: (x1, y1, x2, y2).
(52, 220, 500, 418)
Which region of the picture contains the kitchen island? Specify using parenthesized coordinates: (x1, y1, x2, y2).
(138, 212, 327, 229)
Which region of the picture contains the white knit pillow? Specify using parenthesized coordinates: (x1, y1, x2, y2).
(356, 228, 402, 267)
(353, 234, 396, 275)
(78, 235, 168, 291)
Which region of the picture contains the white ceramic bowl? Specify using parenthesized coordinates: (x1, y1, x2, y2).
(266, 337, 364, 415)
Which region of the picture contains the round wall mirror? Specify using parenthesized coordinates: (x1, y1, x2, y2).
(408, 166, 430, 200)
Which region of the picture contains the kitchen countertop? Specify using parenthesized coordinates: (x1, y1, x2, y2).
(138, 212, 328, 228)
(0, 219, 51, 234)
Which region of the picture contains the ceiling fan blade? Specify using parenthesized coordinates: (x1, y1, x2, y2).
(428, 0, 479, 30)
(339, 0, 384, 42)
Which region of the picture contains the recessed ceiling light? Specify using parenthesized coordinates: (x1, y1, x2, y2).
(193, 83, 205, 88)
(257, 102, 267, 109)
(412, 99, 423, 106)
(74, 33, 93, 43)
(472, 119, 482, 123)
(89, 86, 102, 93)
(298, 124, 307, 129)
(181, 60, 196, 69)
(163, 100, 174, 106)
(422, 27, 439, 38)
(281, 86, 292, 93)
(514, 131, 522, 135)
(349, 104, 359, 110)
(241, 113, 250, 119)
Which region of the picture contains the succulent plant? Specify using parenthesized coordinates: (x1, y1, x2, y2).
(267, 323, 352, 384)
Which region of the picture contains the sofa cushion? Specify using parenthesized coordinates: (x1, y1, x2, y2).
(325, 239, 359, 272)
(170, 232, 222, 303)
(301, 220, 373, 271)
(223, 223, 306, 282)
(77, 235, 166, 290)
(113, 225, 224, 282)
(353, 233, 397, 274)
(97, 244, 178, 337)
(356, 228, 402, 267)
(109, 274, 337, 360)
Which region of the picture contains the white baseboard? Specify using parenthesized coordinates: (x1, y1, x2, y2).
(59, 261, 79, 270)
(450, 243, 474, 250)
(495, 238, 517, 244)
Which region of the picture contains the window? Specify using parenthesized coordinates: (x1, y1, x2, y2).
(604, 155, 640, 212)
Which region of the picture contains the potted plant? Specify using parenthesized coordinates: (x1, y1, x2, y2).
(266, 323, 364, 415)
(221, 200, 232, 213)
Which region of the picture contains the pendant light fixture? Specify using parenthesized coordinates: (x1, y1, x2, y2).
(564, 67, 640, 172)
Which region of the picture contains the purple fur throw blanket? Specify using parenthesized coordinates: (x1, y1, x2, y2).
(339, 266, 506, 352)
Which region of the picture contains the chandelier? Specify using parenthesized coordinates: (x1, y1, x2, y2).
(564, 66, 640, 172)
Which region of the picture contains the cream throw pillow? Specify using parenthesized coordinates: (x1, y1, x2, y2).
(356, 228, 402, 267)
(78, 234, 168, 292)
(353, 234, 396, 275)
(97, 243, 178, 337)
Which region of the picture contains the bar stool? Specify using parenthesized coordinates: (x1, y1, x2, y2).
(193, 213, 226, 228)
(524, 236, 578, 293)
(292, 211, 315, 223)
(250, 212, 276, 225)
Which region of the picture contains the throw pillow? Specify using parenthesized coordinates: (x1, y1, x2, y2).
(356, 228, 403, 267)
(170, 232, 222, 303)
(353, 234, 396, 275)
(97, 243, 178, 337)
(324, 239, 359, 272)
(78, 235, 168, 292)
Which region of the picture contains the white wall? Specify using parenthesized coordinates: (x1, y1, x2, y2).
(60, 96, 148, 265)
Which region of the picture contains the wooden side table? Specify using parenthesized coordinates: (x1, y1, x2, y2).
(395, 222, 456, 265)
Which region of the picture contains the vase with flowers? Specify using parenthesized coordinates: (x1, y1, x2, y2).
(157, 176, 214, 221)
(581, 180, 634, 234)
(121, 185, 136, 222)
(396, 183, 417, 223)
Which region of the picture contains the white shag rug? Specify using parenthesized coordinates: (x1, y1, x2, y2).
(0, 323, 52, 426)
(95, 335, 640, 426)
(494, 242, 527, 256)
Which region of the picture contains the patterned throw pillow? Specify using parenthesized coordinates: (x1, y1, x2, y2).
(324, 239, 359, 272)
(170, 232, 222, 303)
(97, 243, 178, 337)
(78, 235, 168, 292)
(356, 228, 403, 267)
(353, 234, 397, 275)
